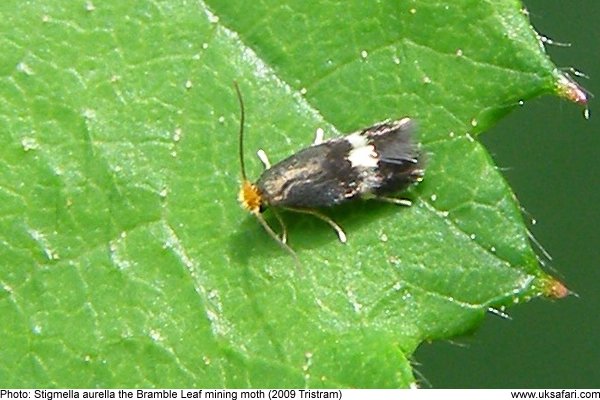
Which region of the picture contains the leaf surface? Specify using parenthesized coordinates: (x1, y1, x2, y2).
(0, 0, 578, 387)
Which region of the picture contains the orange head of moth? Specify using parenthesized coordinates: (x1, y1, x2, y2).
(239, 180, 262, 214)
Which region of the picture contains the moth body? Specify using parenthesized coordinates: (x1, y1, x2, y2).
(255, 119, 423, 209)
(233, 83, 424, 263)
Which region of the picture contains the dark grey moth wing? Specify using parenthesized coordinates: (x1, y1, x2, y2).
(257, 118, 423, 209)
(365, 119, 423, 196)
(257, 139, 359, 208)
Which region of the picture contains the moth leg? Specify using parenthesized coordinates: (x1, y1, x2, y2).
(271, 208, 288, 244)
(312, 128, 324, 145)
(284, 207, 347, 243)
(256, 149, 271, 170)
(253, 212, 300, 267)
(375, 196, 412, 207)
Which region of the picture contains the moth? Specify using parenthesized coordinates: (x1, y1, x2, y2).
(235, 83, 424, 262)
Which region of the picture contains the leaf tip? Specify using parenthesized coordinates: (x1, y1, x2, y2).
(555, 73, 589, 107)
(542, 277, 570, 299)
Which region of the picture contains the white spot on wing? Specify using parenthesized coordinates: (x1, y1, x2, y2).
(346, 133, 378, 168)
(346, 132, 367, 148)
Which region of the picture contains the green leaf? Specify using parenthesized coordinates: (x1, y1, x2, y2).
(0, 0, 580, 388)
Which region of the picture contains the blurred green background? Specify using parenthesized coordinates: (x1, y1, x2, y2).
(416, 0, 600, 388)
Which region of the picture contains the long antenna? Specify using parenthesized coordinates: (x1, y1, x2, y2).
(233, 82, 300, 268)
(233, 81, 247, 181)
